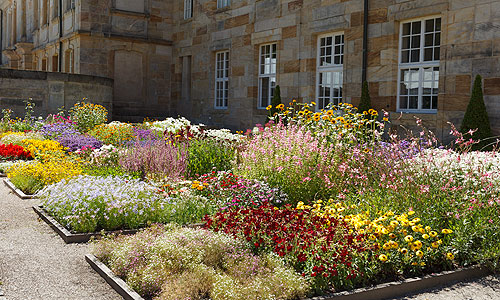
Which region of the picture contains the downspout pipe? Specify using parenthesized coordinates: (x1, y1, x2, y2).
(361, 0, 369, 84)
(58, 0, 63, 71)
(0, 9, 3, 65)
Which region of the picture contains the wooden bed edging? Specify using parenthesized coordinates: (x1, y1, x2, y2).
(33, 206, 138, 244)
(86, 254, 491, 300)
(3, 178, 37, 199)
(86, 254, 143, 300)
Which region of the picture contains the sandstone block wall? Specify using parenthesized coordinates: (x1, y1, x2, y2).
(0, 68, 113, 117)
(171, 0, 500, 143)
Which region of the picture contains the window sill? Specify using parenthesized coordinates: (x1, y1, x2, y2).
(110, 8, 149, 19)
(215, 6, 231, 14)
(396, 110, 437, 114)
(180, 18, 193, 25)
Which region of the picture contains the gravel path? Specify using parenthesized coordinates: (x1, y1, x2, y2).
(0, 181, 121, 300)
(391, 274, 500, 300)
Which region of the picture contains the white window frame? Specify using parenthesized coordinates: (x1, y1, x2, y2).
(258, 43, 277, 109)
(316, 32, 344, 111)
(184, 0, 193, 19)
(215, 50, 229, 109)
(217, 0, 230, 9)
(397, 16, 441, 114)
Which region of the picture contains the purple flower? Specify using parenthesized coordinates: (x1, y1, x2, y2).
(58, 134, 103, 152)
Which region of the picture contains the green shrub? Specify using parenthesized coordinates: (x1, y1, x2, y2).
(187, 139, 235, 178)
(9, 174, 44, 195)
(269, 85, 282, 117)
(460, 75, 493, 150)
(69, 101, 108, 132)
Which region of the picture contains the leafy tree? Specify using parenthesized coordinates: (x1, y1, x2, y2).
(460, 75, 492, 150)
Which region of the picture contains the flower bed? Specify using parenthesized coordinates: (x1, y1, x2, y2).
(1, 101, 499, 298)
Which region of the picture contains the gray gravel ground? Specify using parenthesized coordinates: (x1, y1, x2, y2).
(0, 182, 121, 300)
(390, 274, 500, 300)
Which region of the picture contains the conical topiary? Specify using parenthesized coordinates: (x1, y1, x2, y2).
(269, 85, 282, 117)
(460, 75, 492, 150)
(358, 81, 371, 114)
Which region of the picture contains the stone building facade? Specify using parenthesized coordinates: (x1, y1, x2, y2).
(1, 0, 500, 142)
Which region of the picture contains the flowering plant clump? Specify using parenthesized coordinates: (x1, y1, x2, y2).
(57, 134, 103, 152)
(0, 143, 32, 160)
(270, 101, 385, 145)
(38, 175, 170, 233)
(0, 131, 44, 146)
(6, 158, 82, 193)
(205, 202, 371, 292)
(21, 139, 67, 160)
(92, 225, 309, 300)
(119, 140, 187, 180)
(189, 170, 287, 208)
(39, 122, 79, 139)
(302, 200, 456, 277)
(69, 101, 108, 132)
(89, 123, 135, 146)
(238, 122, 335, 204)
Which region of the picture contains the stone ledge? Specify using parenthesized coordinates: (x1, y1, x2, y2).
(0, 69, 114, 86)
(33, 205, 138, 244)
(3, 178, 36, 199)
(87, 253, 491, 300)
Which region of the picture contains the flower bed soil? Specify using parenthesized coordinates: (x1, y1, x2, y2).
(86, 254, 490, 300)
(3, 178, 36, 199)
(33, 206, 138, 244)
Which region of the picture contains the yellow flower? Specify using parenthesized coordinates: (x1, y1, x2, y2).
(276, 104, 285, 110)
(416, 250, 424, 258)
(389, 233, 396, 239)
(383, 243, 392, 250)
(383, 117, 389, 121)
(408, 211, 415, 216)
(446, 252, 455, 260)
(422, 234, 430, 239)
(404, 235, 414, 243)
(442, 229, 453, 234)
(266, 105, 272, 110)
(378, 254, 388, 262)
(430, 231, 438, 238)
(431, 241, 439, 248)
(369, 234, 377, 241)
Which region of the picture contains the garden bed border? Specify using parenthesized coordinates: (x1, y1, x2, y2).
(3, 178, 36, 199)
(86, 254, 143, 300)
(32, 206, 138, 244)
(86, 253, 491, 300)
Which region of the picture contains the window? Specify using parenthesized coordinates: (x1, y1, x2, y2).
(41, 57, 47, 71)
(52, 54, 59, 72)
(65, 49, 74, 73)
(214, 51, 229, 108)
(398, 17, 441, 112)
(64, 0, 75, 12)
(184, 0, 193, 19)
(316, 33, 344, 110)
(42, 0, 48, 25)
(217, 0, 230, 9)
(258, 43, 277, 109)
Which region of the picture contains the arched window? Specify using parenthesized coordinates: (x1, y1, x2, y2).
(65, 48, 74, 73)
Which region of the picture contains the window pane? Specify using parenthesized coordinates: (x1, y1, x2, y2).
(424, 48, 433, 61)
(409, 96, 418, 109)
(402, 37, 410, 50)
(403, 23, 411, 35)
(435, 18, 441, 31)
(402, 50, 409, 63)
(425, 19, 434, 33)
(411, 49, 419, 62)
(260, 77, 269, 108)
(412, 21, 421, 34)
(422, 96, 431, 109)
(400, 96, 408, 109)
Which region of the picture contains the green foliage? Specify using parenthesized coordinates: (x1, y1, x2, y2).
(269, 85, 282, 117)
(9, 174, 44, 195)
(187, 139, 235, 178)
(82, 165, 141, 179)
(460, 75, 493, 150)
(358, 81, 372, 114)
(69, 101, 108, 132)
